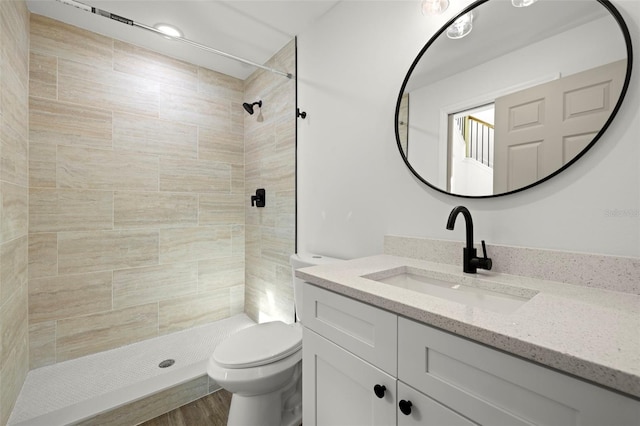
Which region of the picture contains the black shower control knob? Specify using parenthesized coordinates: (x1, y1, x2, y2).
(251, 188, 265, 208)
(399, 399, 413, 415)
(373, 384, 386, 398)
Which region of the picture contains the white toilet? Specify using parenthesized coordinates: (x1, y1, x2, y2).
(207, 253, 341, 426)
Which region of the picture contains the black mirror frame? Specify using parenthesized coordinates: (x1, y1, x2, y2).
(394, 0, 634, 199)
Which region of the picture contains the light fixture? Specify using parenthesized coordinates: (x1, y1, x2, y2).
(153, 23, 183, 38)
(421, 0, 449, 15)
(447, 12, 474, 39)
(511, 0, 538, 7)
(54, 0, 292, 78)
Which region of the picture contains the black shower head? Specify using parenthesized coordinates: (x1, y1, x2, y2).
(243, 100, 262, 115)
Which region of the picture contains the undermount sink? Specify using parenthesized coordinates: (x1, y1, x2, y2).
(363, 266, 538, 314)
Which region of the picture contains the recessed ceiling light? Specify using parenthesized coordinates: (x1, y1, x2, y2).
(154, 23, 183, 38)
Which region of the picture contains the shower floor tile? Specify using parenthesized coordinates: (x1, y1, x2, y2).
(9, 314, 255, 425)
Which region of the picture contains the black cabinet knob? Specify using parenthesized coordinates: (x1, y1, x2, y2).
(373, 384, 386, 398)
(399, 399, 413, 415)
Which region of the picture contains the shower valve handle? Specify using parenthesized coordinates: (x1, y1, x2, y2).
(251, 188, 266, 208)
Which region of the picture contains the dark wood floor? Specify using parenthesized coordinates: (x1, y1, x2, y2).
(140, 389, 232, 426)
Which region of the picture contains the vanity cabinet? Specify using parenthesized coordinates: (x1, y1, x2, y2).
(398, 318, 639, 426)
(303, 329, 397, 425)
(396, 381, 475, 426)
(302, 282, 397, 375)
(303, 283, 640, 426)
(302, 282, 398, 425)
(302, 283, 480, 425)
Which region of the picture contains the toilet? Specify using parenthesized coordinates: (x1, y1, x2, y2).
(207, 253, 341, 426)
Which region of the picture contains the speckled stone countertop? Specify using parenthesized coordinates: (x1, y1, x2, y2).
(296, 254, 640, 399)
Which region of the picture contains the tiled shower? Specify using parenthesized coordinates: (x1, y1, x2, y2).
(0, 5, 296, 422)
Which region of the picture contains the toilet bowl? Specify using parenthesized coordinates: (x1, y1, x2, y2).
(207, 321, 303, 426)
(207, 253, 342, 426)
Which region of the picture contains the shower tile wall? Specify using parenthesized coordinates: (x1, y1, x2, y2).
(244, 41, 296, 323)
(28, 15, 247, 368)
(0, 0, 30, 423)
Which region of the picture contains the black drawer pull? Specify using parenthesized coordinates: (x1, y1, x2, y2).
(399, 399, 413, 415)
(373, 384, 386, 398)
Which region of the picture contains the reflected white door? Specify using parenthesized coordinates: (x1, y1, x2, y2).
(493, 59, 626, 193)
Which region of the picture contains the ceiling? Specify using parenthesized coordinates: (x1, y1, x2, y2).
(406, 0, 611, 90)
(26, 0, 341, 80)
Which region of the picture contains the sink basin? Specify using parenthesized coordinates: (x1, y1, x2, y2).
(363, 266, 537, 314)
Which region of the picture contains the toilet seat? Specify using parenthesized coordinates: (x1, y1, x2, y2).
(213, 322, 302, 369)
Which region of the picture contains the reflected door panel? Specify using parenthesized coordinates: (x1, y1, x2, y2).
(493, 59, 625, 193)
(494, 80, 555, 193)
(559, 59, 626, 159)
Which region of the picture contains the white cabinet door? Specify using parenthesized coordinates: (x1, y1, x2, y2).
(303, 283, 397, 376)
(303, 327, 397, 426)
(398, 317, 640, 426)
(397, 381, 477, 426)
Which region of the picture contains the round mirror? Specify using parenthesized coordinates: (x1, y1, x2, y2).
(395, 0, 632, 198)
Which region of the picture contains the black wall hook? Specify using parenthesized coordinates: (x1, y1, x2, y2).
(297, 108, 307, 119)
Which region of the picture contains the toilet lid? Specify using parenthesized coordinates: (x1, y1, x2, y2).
(213, 321, 302, 369)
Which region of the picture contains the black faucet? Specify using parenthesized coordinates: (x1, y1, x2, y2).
(446, 206, 492, 274)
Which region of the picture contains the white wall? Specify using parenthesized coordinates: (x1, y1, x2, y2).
(297, 0, 639, 259)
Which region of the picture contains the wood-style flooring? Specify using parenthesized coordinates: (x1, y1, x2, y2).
(140, 389, 232, 426)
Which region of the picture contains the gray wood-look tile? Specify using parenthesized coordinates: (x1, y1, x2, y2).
(140, 390, 232, 426)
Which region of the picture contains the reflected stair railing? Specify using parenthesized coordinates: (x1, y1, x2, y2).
(455, 115, 494, 168)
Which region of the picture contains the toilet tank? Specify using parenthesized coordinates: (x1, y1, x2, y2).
(289, 253, 343, 323)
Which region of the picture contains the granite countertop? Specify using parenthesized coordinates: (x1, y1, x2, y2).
(296, 254, 640, 399)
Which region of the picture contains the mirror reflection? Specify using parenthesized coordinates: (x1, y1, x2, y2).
(397, 0, 630, 197)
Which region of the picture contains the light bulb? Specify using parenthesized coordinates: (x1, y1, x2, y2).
(421, 0, 449, 16)
(511, 0, 538, 7)
(447, 12, 474, 39)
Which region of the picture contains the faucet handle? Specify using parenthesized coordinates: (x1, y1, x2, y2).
(480, 240, 492, 270)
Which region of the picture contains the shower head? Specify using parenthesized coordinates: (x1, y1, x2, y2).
(243, 100, 262, 115)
